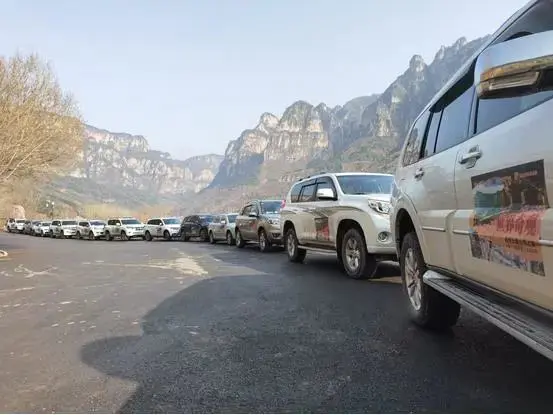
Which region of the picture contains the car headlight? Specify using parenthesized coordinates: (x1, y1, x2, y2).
(368, 200, 391, 215)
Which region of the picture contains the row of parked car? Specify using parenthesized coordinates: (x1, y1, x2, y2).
(5, 1, 553, 362)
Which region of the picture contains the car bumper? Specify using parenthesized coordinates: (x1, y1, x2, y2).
(267, 226, 282, 244)
(63, 230, 77, 236)
(126, 230, 145, 237)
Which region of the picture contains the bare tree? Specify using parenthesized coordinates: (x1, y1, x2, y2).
(0, 53, 84, 184)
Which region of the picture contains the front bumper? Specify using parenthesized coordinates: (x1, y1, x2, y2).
(267, 225, 283, 245)
(126, 229, 145, 237)
(62, 228, 77, 236)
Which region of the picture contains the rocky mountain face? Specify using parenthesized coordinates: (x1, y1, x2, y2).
(72, 125, 223, 195)
(207, 36, 488, 194)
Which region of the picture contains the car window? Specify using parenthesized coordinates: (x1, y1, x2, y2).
(300, 183, 316, 202)
(336, 174, 394, 195)
(402, 111, 430, 166)
(147, 219, 155, 225)
(422, 108, 442, 158)
(251, 204, 260, 215)
(433, 71, 474, 154)
(290, 183, 302, 203)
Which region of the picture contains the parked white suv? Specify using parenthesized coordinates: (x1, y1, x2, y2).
(144, 217, 181, 241)
(76, 220, 106, 240)
(50, 219, 78, 239)
(281, 172, 396, 279)
(104, 217, 145, 241)
(34, 221, 51, 237)
(390, 0, 553, 361)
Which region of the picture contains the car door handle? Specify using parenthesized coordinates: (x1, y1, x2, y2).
(414, 168, 424, 179)
(459, 149, 482, 165)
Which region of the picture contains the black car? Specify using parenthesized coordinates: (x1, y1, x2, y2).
(179, 214, 214, 242)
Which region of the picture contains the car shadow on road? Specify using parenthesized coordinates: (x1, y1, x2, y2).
(81, 272, 553, 413)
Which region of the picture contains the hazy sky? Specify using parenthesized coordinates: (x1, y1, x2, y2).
(0, 0, 528, 159)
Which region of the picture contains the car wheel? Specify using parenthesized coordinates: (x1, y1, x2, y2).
(258, 229, 271, 253)
(235, 229, 246, 248)
(121, 231, 129, 241)
(340, 228, 376, 279)
(145, 231, 153, 241)
(163, 230, 171, 241)
(88, 231, 95, 240)
(285, 227, 306, 263)
(226, 231, 235, 246)
(209, 231, 216, 244)
(400, 232, 460, 330)
(199, 228, 208, 242)
(105, 231, 112, 241)
(76, 231, 81, 240)
(60, 230, 65, 239)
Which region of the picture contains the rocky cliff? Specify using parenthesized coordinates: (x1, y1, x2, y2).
(207, 36, 488, 193)
(71, 125, 223, 195)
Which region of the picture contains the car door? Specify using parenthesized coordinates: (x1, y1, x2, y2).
(310, 176, 338, 247)
(294, 180, 317, 244)
(236, 206, 250, 238)
(241, 204, 257, 241)
(396, 70, 474, 271)
(214, 216, 225, 239)
(451, 7, 553, 308)
(154, 219, 163, 237)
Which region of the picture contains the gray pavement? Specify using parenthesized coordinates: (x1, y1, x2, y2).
(0, 232, 552, 413)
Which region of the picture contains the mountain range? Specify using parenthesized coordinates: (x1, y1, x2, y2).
(44, 36, 489, 215)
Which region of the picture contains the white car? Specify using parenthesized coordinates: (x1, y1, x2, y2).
(50, 219, 78, 239)
(280, 172, 397, 279)
(10, 219, 26, 233)
(34, 221, 51, 237)
(144, 217, 181, 241)
(76, 219, 107, 240)
(104, 217, 145, 241)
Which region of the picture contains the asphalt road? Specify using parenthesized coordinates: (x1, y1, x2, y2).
(0, 233, 552, 413)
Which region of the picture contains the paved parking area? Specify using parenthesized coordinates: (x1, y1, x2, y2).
(0, 233, 552, 413)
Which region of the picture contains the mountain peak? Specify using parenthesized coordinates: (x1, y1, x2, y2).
(409, 54, 425, 72)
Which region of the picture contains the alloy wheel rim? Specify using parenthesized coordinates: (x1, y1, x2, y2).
(344, 237, 360, 271)
(287, 232, 296, 256)
(404, 248, 422, 311)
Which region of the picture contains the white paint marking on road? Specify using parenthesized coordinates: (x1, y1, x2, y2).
(0, 271, 11, 277)
(82, 262, 91, 265)
(59, 301, 73, 305)
(132, 321, 139, 325)
(0, 286, 35, 294)
(51, 323, 59, 327)
(79, 320, 86, 324)
(112, 310, 120, 313)
(189, 331, 198, 335)
(211, 257, 221, 262)
(84, 255, 208, 277)
(67, 321, 75, 325)
(89, 325, 96, 329)
(95, 260, 104, 263)
(14, 265, 58, 279)
(12, 304, 20, 307)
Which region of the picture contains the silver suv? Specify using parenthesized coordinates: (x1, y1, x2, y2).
(235, 200, 283, 252)
(390, 0, 553, 361)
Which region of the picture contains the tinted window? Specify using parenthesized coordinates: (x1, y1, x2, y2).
(227, 214, 237, 223)
(79, 222, 87, 227)
(434, 73, 474, 154)
(122, 219, 140, 225)
(41, 222, 50, 226)
(90, 221, 105, 226)
(403, 112, 430, 166)
(147, 219, 155, 225)
(62, 220, 77, 226)
(241, 206, 250, 216)
(493, 0, 553, 45)
(260, 200, 282, 214)
(163, 218, 180, 225)
(199, 215, 213, 224)
(337, 174, 394, 195)
(299, 184, 316, 202)
(290, 183, 302, 203)
(422, 109, 441, 158)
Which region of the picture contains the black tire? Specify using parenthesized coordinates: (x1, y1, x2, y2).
(120, 231, 128, 241)
(400, 232, 460, 330)
(163, 230, 171, 241)
(180, 231, 190, 242)
(209, 231, 216, 244)
(226, 231, 235, 246)
(88, 231, 95, 240)
(340, 228, 377, 280)
(199, 228, 208, 242)
(105, 231, 112, 241)
(76, 231, 81, 240)
(258, 229, 271, 252)
(285, 227, 306, 263)
(60, 230, 65, 239)
(145, 231, 153, 241)
(235, 229, 246, 248)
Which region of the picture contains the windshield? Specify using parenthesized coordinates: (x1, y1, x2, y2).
(121, 219, 141, 225)
(32, 221, 41, 225)
(16, 219, 25, 223)
(41, 222, 51, 226)
(90, 221, 105, 226)
(227, 214, 237, 223)
(62, 220, 77, 226)
(260, 201, 282, 214)
(163, 218, 180, 225)
(336, 175, 393, 195)
(199, 215, 213, 223)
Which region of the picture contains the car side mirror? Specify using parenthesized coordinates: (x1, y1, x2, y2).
(475, 31, 553, 100)
(220, 220, 226, 224)
(316, 188, 336, 200)
(248, 212, 258, 218)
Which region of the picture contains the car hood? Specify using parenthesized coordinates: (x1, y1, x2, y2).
(349, 193, 391, 203)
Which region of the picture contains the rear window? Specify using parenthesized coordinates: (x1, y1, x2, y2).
(260, 200, 282, 214)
